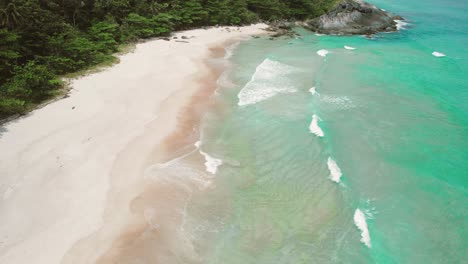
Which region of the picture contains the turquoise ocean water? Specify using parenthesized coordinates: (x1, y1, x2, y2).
(184, 0, 467, 263)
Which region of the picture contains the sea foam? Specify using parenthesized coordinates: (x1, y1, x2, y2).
(224, 42, 240, 59)
(309, 114, 324, 137)
(194, 141, 201, 148)
(432, 51, 446, 57)
(354, 209, 372, 248)
(317, 49, 329, 57)
(344, 46, 356, 50)
(201, 152, 223, 174)
(327, 157, 343, 183)
(394, 20, 409, 30)
(238, 59, 297, 106)
(145, 153, 213, 190)
(321, 95, 355, 110)
(195, 141, 223, 174)
(309, 86, 317, 95)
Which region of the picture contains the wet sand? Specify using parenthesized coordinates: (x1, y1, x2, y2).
(0, 24, 268, 264)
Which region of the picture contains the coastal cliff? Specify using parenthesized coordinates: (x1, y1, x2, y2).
(303, 0, 403, 35)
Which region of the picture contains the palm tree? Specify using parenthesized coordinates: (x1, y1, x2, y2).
(0, 3, 22, 29)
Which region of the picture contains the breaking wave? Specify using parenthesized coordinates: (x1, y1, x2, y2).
(237, 59, 298, 106)
(309, 114, 324, 137)
(195, 141, 223, 174)
(395, 19, 410, 30)
(317, 49, 329, 57)
(354, 209, 372, 248)
(432, 51, 446, 57)
(309, 86, 317, 95)
(327, 157, 343, 183)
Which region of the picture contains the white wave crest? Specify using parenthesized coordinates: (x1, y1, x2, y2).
(237, 59, 297, 106)
(354, 209, 372, 248)
(201, 152, 223, 174)
(394, 20, 409, 30)
(344, 46, 356, 50)
(309, 86, 317, 95)
(327, 157, 343, 183)
(317, 49, 329, 57)
(195, 141, 223, 174)
(309, 114, 324, 137)
(432, 51, 446, 57)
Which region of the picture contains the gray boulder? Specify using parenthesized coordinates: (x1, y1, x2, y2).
(304, 0, 402, 35)
(267, 20, 297, 38)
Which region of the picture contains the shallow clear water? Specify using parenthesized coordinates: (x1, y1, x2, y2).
(187, 0, 468, 263)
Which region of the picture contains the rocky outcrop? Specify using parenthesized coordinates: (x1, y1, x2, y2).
(304, 0, 402, 35)
(266, 21, 300, 38)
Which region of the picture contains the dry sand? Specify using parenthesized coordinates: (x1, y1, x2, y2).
(0, 24, 268, 264)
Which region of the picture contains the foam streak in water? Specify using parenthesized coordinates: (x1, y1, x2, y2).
(309, 86, 317, 95)
(344, 46, 356, 50)
(238, 59, 297, 106)
(317, 49, 329, 57)
(354, 209, 372, 248)
(309, 114, 324, 137)
(321, 95, 355, 110)
(224, 42, 240, 59)
(195, 141, 223, 174)
(327, 157, 343, 183)
(395, 20, 409, 30)
(432, 51, 446, 57)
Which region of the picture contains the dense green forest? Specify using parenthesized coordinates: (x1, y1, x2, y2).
(0, 0, 337, 118)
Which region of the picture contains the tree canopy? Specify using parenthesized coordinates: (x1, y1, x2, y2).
(0, 0, 337, 118)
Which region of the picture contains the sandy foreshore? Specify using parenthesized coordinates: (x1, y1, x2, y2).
(0, 24, 268, 264)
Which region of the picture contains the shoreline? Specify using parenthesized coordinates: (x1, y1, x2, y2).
(0, 24, 268, 264)
(65, 36, 242, 264)
(0, 26, 259, 127)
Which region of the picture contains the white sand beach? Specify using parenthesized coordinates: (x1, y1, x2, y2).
(0, 24, 268, 264)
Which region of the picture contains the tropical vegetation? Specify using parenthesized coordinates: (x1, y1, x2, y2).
(0, 0, 337, 118)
